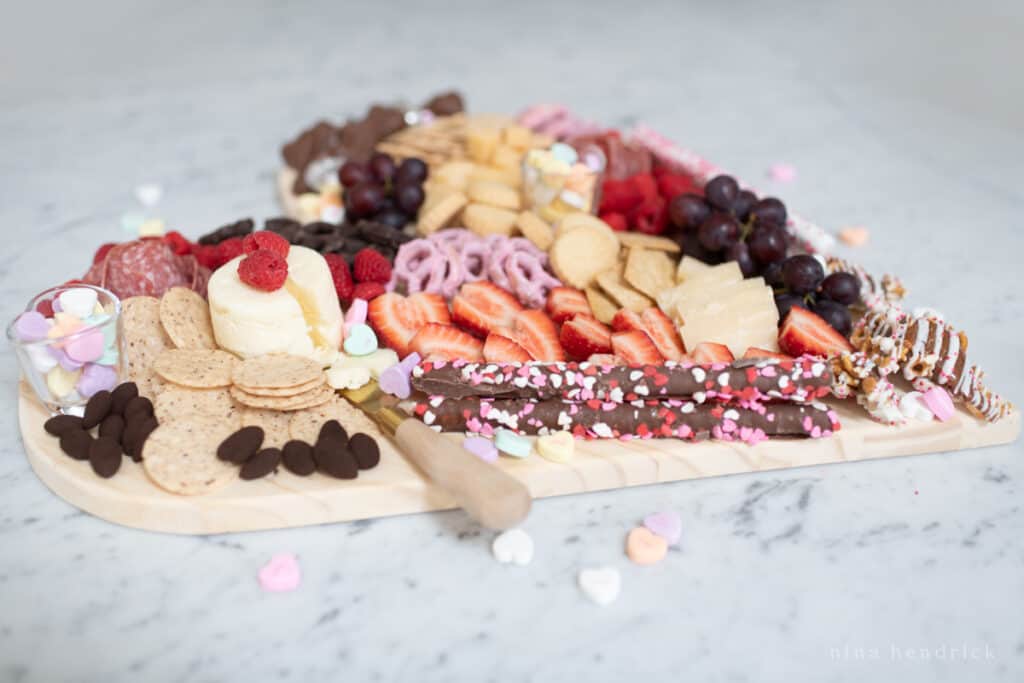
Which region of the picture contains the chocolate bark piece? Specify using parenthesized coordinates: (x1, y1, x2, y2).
(411, 358, 833, 404)
(414, 397, 840, 441)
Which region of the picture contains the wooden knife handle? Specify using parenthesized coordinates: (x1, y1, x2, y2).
(394, 418, 532, 530)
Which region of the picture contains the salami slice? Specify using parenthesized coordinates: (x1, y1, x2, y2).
(82, 238, 211, 299)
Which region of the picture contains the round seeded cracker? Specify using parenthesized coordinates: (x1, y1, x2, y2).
(154, 349, 236, 388)
(229, 384, 335, 411)
(232, 354, 323, 390)
(159, 287, 216, 349)
(153, 385, 240, 426)
(142, 417, 238, 496)
(121, 296, 174, 398)
(288, 395, 380, 443)
(234, 375, 325, 397)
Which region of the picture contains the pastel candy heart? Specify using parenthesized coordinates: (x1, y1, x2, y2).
(46, 366, 81, 399)
(57, 288, 98, 319)
(47, 345, 84, 371)
(495, 428, 531, 458)
(47, 312, 84, 343)
(550, 142, 578, 165)
(65, 328, 105, 363)
(922, 387, 956, 422)
(342, 323, 378, 357)
(138, 218, 165, 237)
(626, 527, 668, 566)
(643, 510, 682, 545)
(838, 226, 870, 247)
(24, 344, 58, 373)
(344, 298, 368, 334)
(578, 567, 621, 606)
(535, 431, 574, 463)
(121, 213, 145, 234)
(96, 345, 119, 366)
(135, 182, 163, 207)
(491, 528, 534, 566)
(463, 436, 498, 463)
(378, 352, 421, 399)
(14, 311, 51, 342)
(76, 363, 118, 398)
(258, 554, 302, 593)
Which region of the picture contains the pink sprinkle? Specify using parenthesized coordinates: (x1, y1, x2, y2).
(768, 163, 797, 183)
(802, 416, 813, 431)
(258, 554, 302, 593)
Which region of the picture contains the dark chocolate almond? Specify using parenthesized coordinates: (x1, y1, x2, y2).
(98, 414, 125, 446)
(240, 448, 281, 480)
(281, 440, 316, 476)
(124, 396, 154, 422)
(217, 426, 265, 464)
(44, 414, 84, 436)
(82, 390, 112, 429)
(110, 382, 139, 415)
(348, 433, 380, 470)
(59, 430, 93, 461)
(89, 436, 122, 478)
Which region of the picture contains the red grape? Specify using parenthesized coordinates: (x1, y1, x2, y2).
(820, 272, 860, 305)
(733, 190, 758, 222)
(781, 254, 824, 295)
(751, 197, 787, 228)
(368, 153, 396, 183)
(698, 213, 740, 251)
(345, 182, 385, 218)
(812, 299, 853, 336)
(339, 161, 371, 188)
(725, 241, 757, 277)
(373, 209, 409, 229)
(762, 260, 784, 288)
(394, 183, 425, 215)
(395, 157, 428, 185)
(704, 175, 740, 211)
(748, 224, 788, 264)
(774, 293, 806, 322)
(668, 193, 710, 231)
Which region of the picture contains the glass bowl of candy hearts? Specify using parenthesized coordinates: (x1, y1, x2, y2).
(6, 284, 121, 414)
(521, 142, 605, 224)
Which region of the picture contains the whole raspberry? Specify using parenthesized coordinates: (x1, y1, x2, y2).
(323, 253, 354, 303)
(93, 242, 117, 264)
(352, 248, 392, 284)
(242, 231, 290, 258)
(193, 244, 220, 270)
(216, 237, 245, 267)
(163, 231, 193, 256)
(599, 211, 628, 232)
(238, 249, 289, 291)
(35, 299, 55, 317)
(351, 281, 386, 301)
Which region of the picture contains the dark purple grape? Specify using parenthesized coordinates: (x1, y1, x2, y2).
(774, 293, 807, 323)
(750, 197, 787, 228)
(395, 157, 428, 186)
(762, 260, 784, 288)
(725, 241, 757, 277)
(697, 213, 740, 251)
(781, 254, 825, 295)
(812, 299, 853, 336)
(368, 153, 396, 183)
(747, 224, 788, 264)
(704, 175, 740, 211)
(338, 161, 371, 188)
(345, 182, 385, 218)
(668, 193, 710, 231)
(733, 190, 758, 222)
(678, 231, 722, 265)
(372, 209, 409, 230)
(820, 272, 860, 305)
(394, 183, 425, 215)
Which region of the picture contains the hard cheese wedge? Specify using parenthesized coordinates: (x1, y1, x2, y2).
(657, 261, 743, 314)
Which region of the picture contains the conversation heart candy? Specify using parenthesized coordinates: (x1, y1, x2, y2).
(535, 431, 574, 463)
(46, 366, 81, 399)
(135, 182, 163, 207)
(463, 436, 498, 463)
(57, 288, 98, 319)
(48, 345, 84, 371)
(643, 510, 682, 545)
(24, 344, 58, 373)
(922, 387, 956, 422)
(344, 298, 368, 334)
(65, 328, 105, 363)
(491, 528, 534, 566)
(76, 363, 118, 398)
(626, 527, 668, 566)
(258, 553, 302, 593)
(495, 428, 531, 458)
(379, 352, 421, 399)
(47, 313, 84, 343)
(14, 311, 51, 342)
(342, 323, 377, 357)
(578, 567, 621, 606)
(550, 142, 578, 165)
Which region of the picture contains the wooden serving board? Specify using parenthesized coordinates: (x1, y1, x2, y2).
(19, 384, 1020, 534)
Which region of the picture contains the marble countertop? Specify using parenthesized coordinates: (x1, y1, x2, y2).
(2, 1, 1022, 681)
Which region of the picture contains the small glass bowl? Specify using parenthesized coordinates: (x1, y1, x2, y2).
(521, 143, 606, 224)
(7, 285, 122, 414)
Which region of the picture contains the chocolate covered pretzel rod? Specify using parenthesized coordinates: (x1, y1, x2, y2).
(413, 396, 841, 443)
(411, 358, 833, 404)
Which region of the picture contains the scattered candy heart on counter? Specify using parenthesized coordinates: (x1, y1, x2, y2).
(342, 323, 378, 356)
(535, 431, 574, 463)
(838, 226, 869, 246)
(257, 553, 302, 593)
(138, 218, 165, 237)
(463, 435, 498, 463)
(643, 510, 682, 545)
(768, 162, 797, 183)
(57, 288, 98, 319)
(922, 387, 956, 422)
(495, 428, 531, 458)
(578, 567, 621, 606)
(491, 528, 534, 566)
(134, 182, 163, 207)
(626, 526, 668, 565)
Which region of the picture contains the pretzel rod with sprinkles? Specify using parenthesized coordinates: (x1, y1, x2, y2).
(413, 396, 841, 443)
(411, 358, 833, 404)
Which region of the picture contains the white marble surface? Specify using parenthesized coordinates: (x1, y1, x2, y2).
(2, 1, 1022, 681)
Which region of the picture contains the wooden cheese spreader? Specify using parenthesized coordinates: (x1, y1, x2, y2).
(342, 380, 532, 530)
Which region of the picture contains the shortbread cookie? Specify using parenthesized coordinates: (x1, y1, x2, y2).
(467, 180, 521, 210)
(462, 203, 519, 237)
(624, 248, 676, 300)
(548, 220, 620, 289)
(596, 267, 653, 313)
(617, 232, 681, 253)
(515, 211, 554, 251)
(585, 287, 618, 325)
(417, 192, 468, 236)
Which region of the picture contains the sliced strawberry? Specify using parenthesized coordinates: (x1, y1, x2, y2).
(778, 307, 854, 358)
(409, 323, 484, 362)
(559, 314, 613, 360)
(640, 307, 685, 361)
(545, 286, 591, 324)
(451, 281, 523, 338)
(483, 334, 532, 363)
(691, 342, 736, 365)
(367, 293, 424, 357)
(611, 308, 645, 332)
(587, 353, 621, 365)
(742, 347, 793, 361)
(408, 292, 451, 325)
(611, 330, 663, 365)
(513, 310, 565, 361)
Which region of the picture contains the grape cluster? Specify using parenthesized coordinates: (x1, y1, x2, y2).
(338, 152, 428, 229)
(766, 255, 860, 336)
(667, 174, 789, 276)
